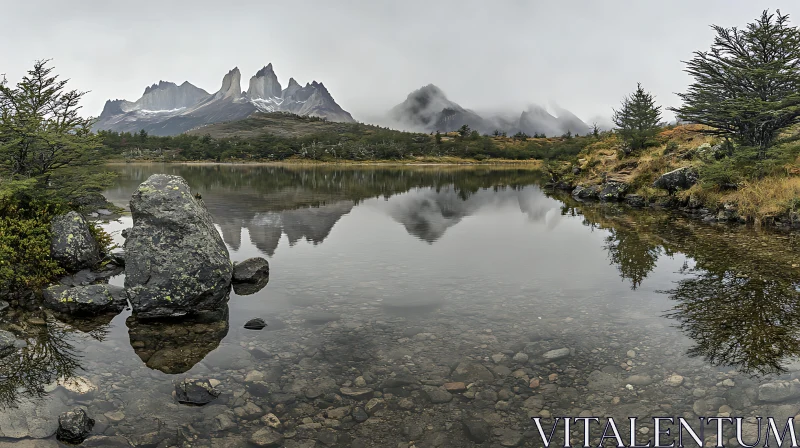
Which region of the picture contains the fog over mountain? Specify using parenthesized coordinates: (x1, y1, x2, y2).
(385, 84, 592, 136)
(3, 1, 794, 129)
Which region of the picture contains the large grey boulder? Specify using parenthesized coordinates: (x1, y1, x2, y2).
(43, 284, 127, 316)
(50, 211, 101, 271)
(652, 167, 699, 193)
(124, 174, 232, 318)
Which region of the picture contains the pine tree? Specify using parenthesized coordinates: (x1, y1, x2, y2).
(612, 83, 663, 154)
(670, 10, 800, 158)
(0, 60, 112, 198)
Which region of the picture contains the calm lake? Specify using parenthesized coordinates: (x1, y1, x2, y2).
(2, 164, 800, 447)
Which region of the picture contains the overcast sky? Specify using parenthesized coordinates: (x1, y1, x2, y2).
(2, 0, 796, 125)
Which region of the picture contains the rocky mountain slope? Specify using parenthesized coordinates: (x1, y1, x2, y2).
(94, 64, 354, 136)
(388, 84, 590, 137)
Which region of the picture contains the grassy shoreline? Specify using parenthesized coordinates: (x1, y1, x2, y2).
(555, 124, 800, 228)
(103, 157, 543, 168)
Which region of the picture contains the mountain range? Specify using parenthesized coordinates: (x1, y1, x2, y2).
(387, 84, 591, 137)
(93, 64, 355, 136)
(94, 67, 593, 137)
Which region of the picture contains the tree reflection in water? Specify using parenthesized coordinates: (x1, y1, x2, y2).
(0, 314, 107, 408)
(603, 228, 662, 290)
(558, 194, 800, 376)
(663, 265, 800, 376)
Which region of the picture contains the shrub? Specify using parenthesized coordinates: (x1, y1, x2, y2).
(0, 198, 66, 294)
(699, 160, 742, 189)
(88, 221, 115, 256)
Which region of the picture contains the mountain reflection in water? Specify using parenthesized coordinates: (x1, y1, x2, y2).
(3, 165, 800, 417)
(104, 165, 560, 249)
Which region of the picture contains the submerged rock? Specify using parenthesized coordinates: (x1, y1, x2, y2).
(244, 318, 267, 330)
(0, 396, 70, 438)
(50, 211, 101, 271)
(462, 417, 490, 443)
(124, 174, 233, 318)
(56, 408, 95, 444)
(452, 361, 494, 383)
(250, 427, 284, 447)
(652, 167, 699, 193)
(0, 329, 16, 357)
(542, 347, 571, 360)
(758, 381, 800, 403)
(175, 378, 220, 406)
(43, 284, 127, 316)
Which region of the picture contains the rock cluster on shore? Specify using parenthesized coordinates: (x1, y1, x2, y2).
(36, 173, 271, 321)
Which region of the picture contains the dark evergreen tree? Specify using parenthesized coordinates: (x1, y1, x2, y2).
(612, 83, 662, 153)
(670, 10, 800, 158)
(0, 60, 112, 198)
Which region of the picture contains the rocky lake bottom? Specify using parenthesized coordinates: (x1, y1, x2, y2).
(2, 165, 800, 447)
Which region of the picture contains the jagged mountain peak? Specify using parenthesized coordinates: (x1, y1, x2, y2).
(254, 63, 275, 77)
(215, 67, 243, 100)
(248, 64, 282, 100)
(101, 99, 134, 116)
(143, 80, 178, 95)
(95, 65, 355, 135)
(135, 80, 209, 112)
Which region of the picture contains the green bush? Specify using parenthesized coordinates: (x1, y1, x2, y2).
(699, 160, 741, 189)
(88, 221, 115, 256)
(0, 198, 66, 294)
(0, 185, 114, 295)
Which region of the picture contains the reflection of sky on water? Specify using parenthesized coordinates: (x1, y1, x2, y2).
(4, 165, 799, 416)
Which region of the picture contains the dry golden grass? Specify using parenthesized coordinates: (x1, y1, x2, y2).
(723, 177, 800, 225)
(572, 124, 800, 226)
